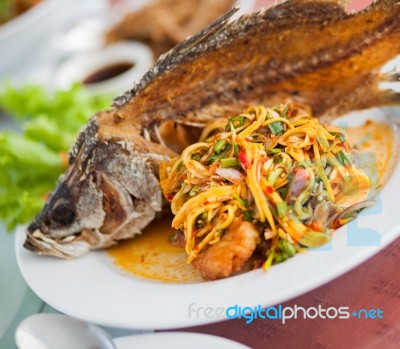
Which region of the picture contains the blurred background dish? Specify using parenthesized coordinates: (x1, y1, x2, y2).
(105, 0, 255, 59)
(105, 0, 235, 58)
(55, 41, 153, 96)
(0, 0, 77, 76)
(53, 0, 255, 95)
(0, 0, 255, 85)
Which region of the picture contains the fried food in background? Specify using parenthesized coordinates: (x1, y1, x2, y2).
(105, 0, 234, 58)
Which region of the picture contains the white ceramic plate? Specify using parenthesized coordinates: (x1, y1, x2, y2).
(16, 109, 400, 330)
(114, 332, 250, 349)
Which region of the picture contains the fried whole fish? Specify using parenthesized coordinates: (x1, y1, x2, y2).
(25, 0, 400, 258)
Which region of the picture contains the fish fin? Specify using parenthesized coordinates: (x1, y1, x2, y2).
(168, 7, 239, 55)
(103, 0, 400, 138)
(112, 0, 348, 111)
(377, 90, 400, 105)
(262, 0, 347, 21)
(382, 71, 400, 82)
(112, 7, 238, 109)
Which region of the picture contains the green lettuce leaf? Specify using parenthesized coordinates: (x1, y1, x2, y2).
(0, 83, 111, 231)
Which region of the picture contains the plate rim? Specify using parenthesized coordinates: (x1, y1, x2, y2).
(15, 109, 400, 330)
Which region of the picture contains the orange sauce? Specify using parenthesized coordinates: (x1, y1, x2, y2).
(346, 120, 395, 183)
(108, 120, 396, 283)
(107, 216, 202, 283)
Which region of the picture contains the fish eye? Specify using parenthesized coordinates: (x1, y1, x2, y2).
(51, 204, 75, 227)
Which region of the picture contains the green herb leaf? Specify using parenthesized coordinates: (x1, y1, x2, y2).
(278, 239, 296, 257)
(191, 153, 202, 161)
(225, 115, 245, 131)
(330, 131, 346, 143)
(220, 157, 238, 168)
(233, 194, 248, 208)
(0, 83, 111, 231)
(338, 149, 352, 166)
(276, 202, 287, 219)
(268, 121, 284, 135)
(188, 185, 200, 197)
(243, 211, 253, 222)
(208, 144, 232, 164)
(317, 134, 330, 150)
(281, 104, 290, 118)
(213, 139, 227, 154)
(233, 144, 239, 157)
(267, 148, 282, 155)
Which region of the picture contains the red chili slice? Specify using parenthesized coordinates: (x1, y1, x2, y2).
(238, 150, 250, 169)
(265, 186, 275, 194)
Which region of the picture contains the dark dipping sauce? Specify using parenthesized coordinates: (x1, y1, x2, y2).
(83, 62, 134, 85)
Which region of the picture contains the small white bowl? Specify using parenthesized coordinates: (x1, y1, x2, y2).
(55, 41, 153, 96)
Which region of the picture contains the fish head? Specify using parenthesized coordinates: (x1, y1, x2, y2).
(24, 118, 169, 258)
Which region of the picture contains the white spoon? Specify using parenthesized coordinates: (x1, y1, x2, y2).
(15, 313, 116, 349)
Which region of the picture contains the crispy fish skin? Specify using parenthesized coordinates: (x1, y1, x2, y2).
(25, 0, 400, 258)
(25, 118, 176, 257)
(111, 0, 400, 127)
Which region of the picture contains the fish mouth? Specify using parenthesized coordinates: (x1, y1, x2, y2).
(24, 229, 91, 259)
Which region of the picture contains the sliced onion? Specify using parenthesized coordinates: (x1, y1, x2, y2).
(288, 168, 310, 199)
(215, 167, 244, 184)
